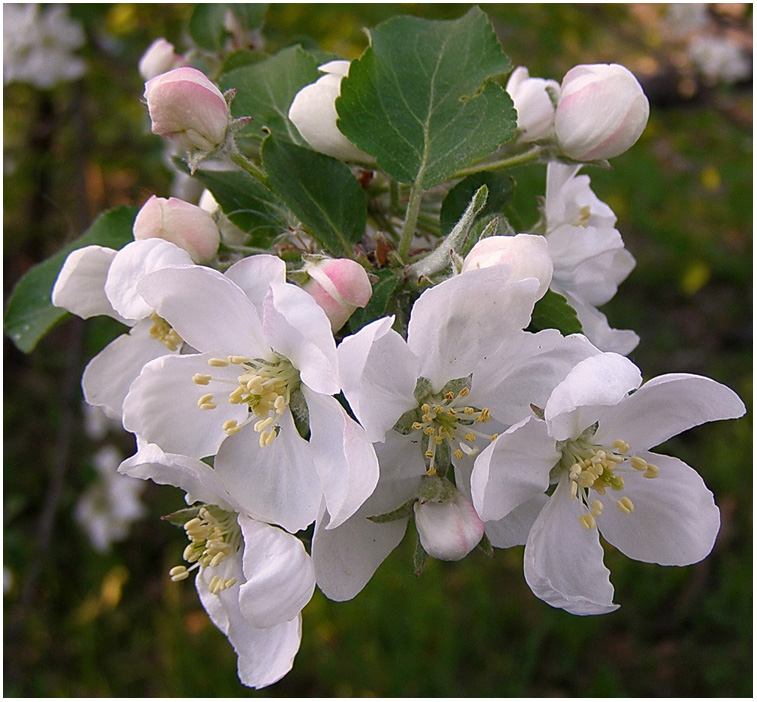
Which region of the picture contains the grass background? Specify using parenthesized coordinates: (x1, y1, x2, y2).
(4, 4, 752, 696)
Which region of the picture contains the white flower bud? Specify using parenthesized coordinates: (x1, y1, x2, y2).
(288, 61, 374, 163)
(138, 38, 186, 81)
(133, 195, 220, 263)
(144, 67, 229, 152)
(461, 234, 553, 299)
(555, 63, 649, 161)
(302, 258, 372, 332)
(414, 492, 485, 561)
(506, 66, 559, 142)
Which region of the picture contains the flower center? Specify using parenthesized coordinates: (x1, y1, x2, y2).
(558, 427, 659, 530)
(409, 386, 497, 476)
(149, 312, 183, 351)
(168, 505, 242, 594)
(192, 354, 300, 447)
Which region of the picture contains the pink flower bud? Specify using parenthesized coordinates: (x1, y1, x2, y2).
(555, 63, 649, 161)
(506, 67, 559, 142)
(414, 492, 485, 561)
(288, 61, 374, 163)
(302, 258, 372, 332)
(133, 195, 220, 263)
(144, 67, 229, 152)
(461, 234, 553, 299)
(138, 38, 186, 81)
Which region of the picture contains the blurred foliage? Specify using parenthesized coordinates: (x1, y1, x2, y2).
(4, 3, 752, 697)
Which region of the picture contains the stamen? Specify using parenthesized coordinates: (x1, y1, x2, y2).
(617, 496, 635, 515)
(208, 358, 229, 367)
(193, 374, 212, 385)
(579, 513, 596, 530)
(149, 313, 183, 352)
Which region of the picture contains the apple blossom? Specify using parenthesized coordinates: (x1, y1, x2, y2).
(288, 61, 374, 163)
(471, 352, 746, 615)
(133, 194, 221, 263)
(555, 63, 650, 161)
(138, 38, 185, 81)
(302, 257, 373, 332)
(144, 67, 229, 152)
(506, 66, 559, 142)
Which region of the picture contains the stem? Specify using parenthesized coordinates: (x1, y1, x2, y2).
(453, 146, 543, 179)
(229, 149, 269, 186)
(397, 183, 423, 262)
(390, 179, 400, 211)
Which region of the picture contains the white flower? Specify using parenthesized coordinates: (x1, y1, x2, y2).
(52, 239, 196, 420)
(75, 445, 146, 552)
(121, 256, 379, 533)
(120, 443, 315, 689)
(543, 162, 638, 354)
(471, 352, 746, 615)
(314, 266, 600, 600)
(506, 66, 559, 142)
(687, 35, 751, 84)
(138, 38, 185, 81)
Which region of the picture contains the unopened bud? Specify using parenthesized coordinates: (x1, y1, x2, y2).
(414, 491, 485, 561)
(506, 66, 559, 142)
(138, 38, 186, 81)
(302, 258, 372, 332)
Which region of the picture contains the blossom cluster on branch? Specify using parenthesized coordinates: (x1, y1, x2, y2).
(9, 5, 746, 690)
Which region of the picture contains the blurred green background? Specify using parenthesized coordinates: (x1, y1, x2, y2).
(4, 3, 752, 697)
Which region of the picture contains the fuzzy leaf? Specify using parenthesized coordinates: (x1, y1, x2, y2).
(441, 172, 515, 235)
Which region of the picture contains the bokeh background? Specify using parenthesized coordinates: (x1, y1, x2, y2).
(4, 3, 752, 696)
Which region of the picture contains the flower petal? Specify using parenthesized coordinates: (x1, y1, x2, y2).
(485, 494, 549, 549)
(559, 289, 639, 354)
(595, 373, 747, 453)
(214, 409, 321, 533)
(302, 389, 379, 529)
(524, 477, 618, 615)
(238, 518, 315, 629)
(471, 416, 557, 522)
(225, 254, 287, 310)
(596, 452, 720, 566)
(545, 352, 642, 441)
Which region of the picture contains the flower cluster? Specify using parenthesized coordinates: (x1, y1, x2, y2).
(36, 7, 746, 690)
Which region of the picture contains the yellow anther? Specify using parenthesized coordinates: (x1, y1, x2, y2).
(478, 408, 491, 422)
(199, 402, 217, 410)
(426, 465, 437, 476)
(444, 391, 455, 401)
(454, 449, 463, 460)
(463, 407, 475, 415)
(424, 449, 435, 459)
(446, 408, 457, 417)
(228, 386, 245, 404)
(421, 404, 431, 414)
(579, 472, 596, 488)
(490, 433, 498, 441)
(617, 496, 635, 515)
(198, 393, 214, 406)
(630, 456, 648, 471)
(192, 374, 212, 385)
(208, 358, 229, 367)
(644, 463, 660, 479)
(254, 417, 274, 433)
(591, 499, 604, 516)
(458, 387, 470, 397)
(579, 513, 596, 530)
(570, 480, 579, 499)
(412, 422, 423, 431)
(169, 566, 189, 582)
(424, 426, 435, 436)
(612, 439, 630, 453)
(227, 355, 248, 365)
(274, 395, 286, 413)
(464, 433, 476, 442)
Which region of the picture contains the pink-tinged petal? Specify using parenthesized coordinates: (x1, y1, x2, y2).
(238, 518, 315, 629)
(545, 352, 642, 441)
(337, 316, 419, 443)
(138, 265, 268, 357)
(51, 245, 129, 322)
(263, 282, 339, 395)
(104, 239, 194, 320)
(596, 452, 720, 566)
(474, 330, 601, 426)
(82, 319, 175, 421)
(123, 352, 248, 458)
(485, 494, 549, 549)
(214, 410, 320, 533)
(408, 266, 541, 388)
(302, 389, 379, 529)
(471, 416, 558, 522)
(595, 373, 746, 453)
(225, 254, 287, 310)
(524, 478, 618, 615)
(118, 442, 236, 510)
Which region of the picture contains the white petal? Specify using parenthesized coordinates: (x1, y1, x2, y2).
(337, 316, 419, 443)
(560, 290, 639, 355)
(263, 282, 339, 395)
(595, 373, 746, 452)
(238, 518, 315, 629)
(51, 245, 128, 322)
(214, 409, 320, 533)
(407, 266, 541, 388)
(302, 389, 379, 529)
(225, 254, 287, 310)
(524, 477, 618, 615)
(138, 266, 268, 357)
(81, 318, 175, 421)
(122, 353, 248, 458)
(104, 239, 194, 320)
(485, 494, 549, 549)
(545, 352, 642, 441)
(596, 452, 720, 566)
(471, 416, 558, 522)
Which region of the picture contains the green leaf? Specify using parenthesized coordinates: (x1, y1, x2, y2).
(188, 4, 228, 52)
(219, 46, 321, 145)
(528, 289, 583, 336)
(4, 206, 138, 353)
(161, 506, 202, 527)
(440, 172, 515, 235)
(227, 4, 267, 31)
(194, 168, 290, 247)
(346, 268, 400, 333)
(261, 135, 367, 257)
(337, 7, 515, 188)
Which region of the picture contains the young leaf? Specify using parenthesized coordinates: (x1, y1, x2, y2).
(261, 135, 367, 257)
(337, 7, 515, 188)
(528, 289, 583, 336)
(219, 45, 321, 145)
(188, 4, 228, 52)
(440, 172, 515, 235)
(4, 206, 137, 353)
